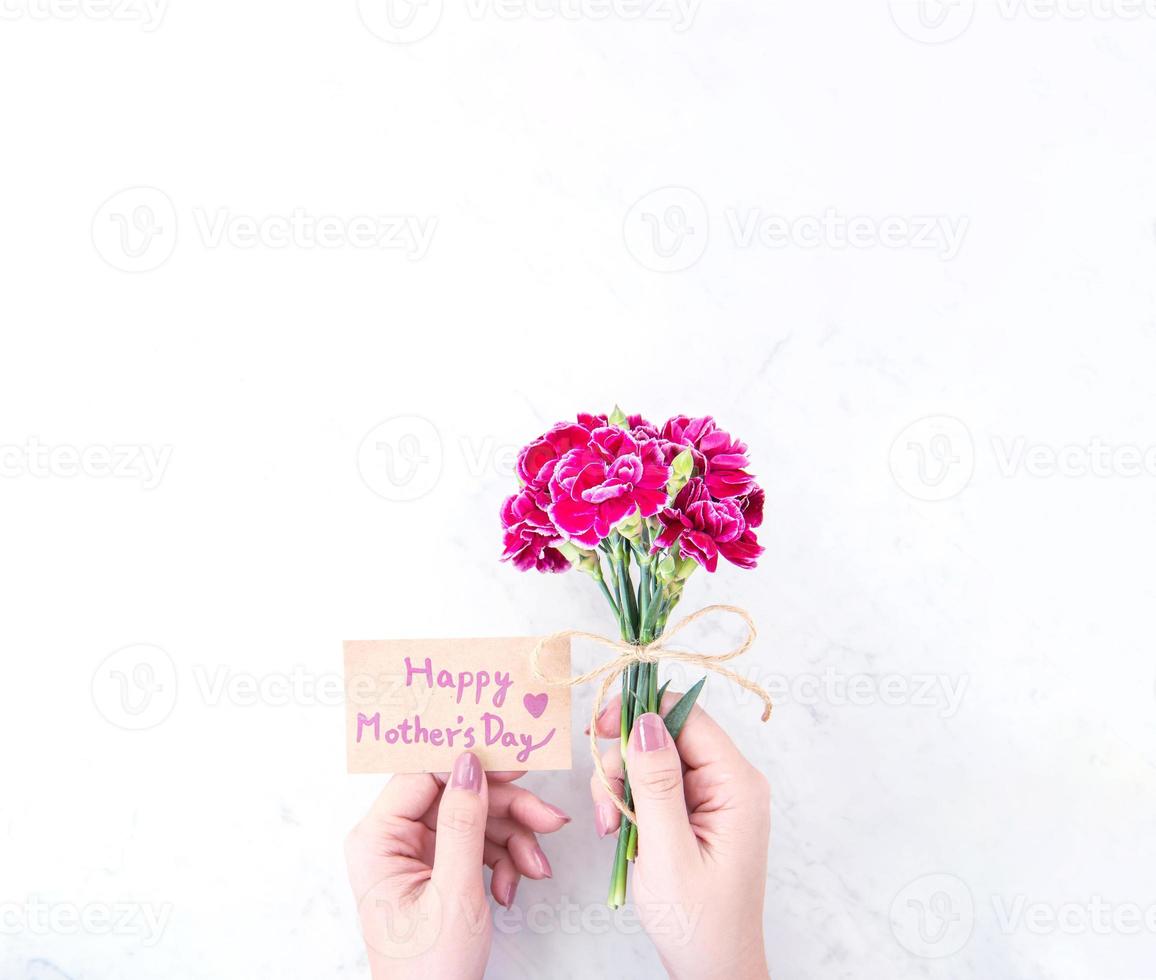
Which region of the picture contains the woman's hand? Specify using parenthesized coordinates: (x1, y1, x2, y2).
(346, 752, 569, 980)
(590, 696, 772, 980)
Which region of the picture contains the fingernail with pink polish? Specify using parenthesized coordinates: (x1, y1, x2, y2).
(636, 713, 669, 753)
(530, 845, 553, 878)
(450, 752, 481, 793)
(502, 879, 518, 909)
(542, 802, 571, 823)
(594, 803, 616, 838)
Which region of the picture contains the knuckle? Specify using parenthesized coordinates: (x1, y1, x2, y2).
(638, 767, 683, 801)
(441, 804, 481, 837)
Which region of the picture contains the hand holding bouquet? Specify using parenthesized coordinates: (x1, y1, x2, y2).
(501, 408, 767, 907)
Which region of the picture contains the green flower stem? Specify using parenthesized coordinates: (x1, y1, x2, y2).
(608, 811, 631, 907)
(594, 574, 623, 632)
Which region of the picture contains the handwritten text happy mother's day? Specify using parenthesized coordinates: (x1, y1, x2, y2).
(344, 637, 571, 773)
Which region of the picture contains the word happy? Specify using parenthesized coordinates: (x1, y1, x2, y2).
(404, 656, 514, 707)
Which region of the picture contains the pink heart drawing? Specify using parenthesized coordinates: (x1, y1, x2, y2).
(523, 692, 548, 719)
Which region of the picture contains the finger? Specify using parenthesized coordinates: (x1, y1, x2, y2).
(589, 744, 625, 838)
(487, 771, 526, 783)
(487, 847, 521, 909)
(591, 691, 681, 740)
(484, 816, 553, 880)
(420, 781, 571, 835)
(487, 782, 571, 833)
(430, 751, 489, 897)
(435, 770, 525, 785)
(364, 773, 443, 827)
(626, 713, 699, 867)
(598, 691, 751, 775)
(590, 695, 626, 739)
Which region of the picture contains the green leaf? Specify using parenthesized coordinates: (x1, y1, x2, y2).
(662, 677, 705, 740)
(608, 404, 629, 428)
(657, 679, 671, 705)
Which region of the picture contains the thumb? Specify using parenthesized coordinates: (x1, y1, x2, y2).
(627, 713, 699, 866)
(431, 751, 489, 897)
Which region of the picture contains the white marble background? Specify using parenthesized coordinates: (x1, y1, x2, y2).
(3, 2, 1156, 978)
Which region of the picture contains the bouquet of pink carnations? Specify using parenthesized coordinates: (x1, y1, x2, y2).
(500, 408, 764, 907)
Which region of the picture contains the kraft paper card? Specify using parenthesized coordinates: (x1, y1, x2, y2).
(344, 636, 572, 773)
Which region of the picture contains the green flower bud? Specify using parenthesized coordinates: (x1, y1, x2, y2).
(558, 540, 602, 576)
(608, 404, 629, 429)
(654, 554, 677, 582)
(615, 510, 642, 540)
(667, 446, 696, 497)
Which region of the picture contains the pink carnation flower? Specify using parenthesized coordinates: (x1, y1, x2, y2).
(517, 421, 594, 493)
(500, 489, 570, 573)
(660, 415, 757, 499)
(547, 427, 671, 547)
(653, 478, 765, 572)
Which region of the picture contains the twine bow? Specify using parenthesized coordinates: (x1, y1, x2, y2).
(529, 604, 773, 824)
